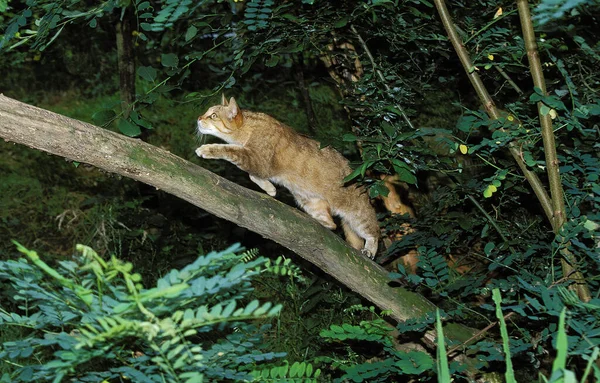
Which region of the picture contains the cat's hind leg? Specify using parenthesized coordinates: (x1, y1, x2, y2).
(341, 220, 364, 251)
(339, 212, 379, 259)
(298, 197, 337, 230)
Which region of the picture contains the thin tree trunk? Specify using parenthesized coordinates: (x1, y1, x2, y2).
(116, 9, 136, 118)
(433, 0, 553, 223)
(433, 0, 590, 299)
(516, 0, 590, 301)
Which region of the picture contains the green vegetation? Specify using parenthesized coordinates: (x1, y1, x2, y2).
(1, 0, 600, 381)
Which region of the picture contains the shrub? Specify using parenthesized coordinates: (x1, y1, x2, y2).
(0, 243, 321, 382)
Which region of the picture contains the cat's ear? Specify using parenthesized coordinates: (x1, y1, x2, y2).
(228, 97, 239, 118)
(221, 93, 228, 106)
(228, 97, 243, 125)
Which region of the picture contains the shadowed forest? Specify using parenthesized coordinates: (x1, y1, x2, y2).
(1, 0, 599, 381)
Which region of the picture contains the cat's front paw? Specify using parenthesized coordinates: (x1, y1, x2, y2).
(195, 145, 220, 159)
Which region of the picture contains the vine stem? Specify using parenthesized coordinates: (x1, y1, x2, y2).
(516, 0, 590, 301)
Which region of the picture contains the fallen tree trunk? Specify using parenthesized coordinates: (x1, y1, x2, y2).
(0, 94, 477, 345)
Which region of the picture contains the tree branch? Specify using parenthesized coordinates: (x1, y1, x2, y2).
(0, 94, 445, 325)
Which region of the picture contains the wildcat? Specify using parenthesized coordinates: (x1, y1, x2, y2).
(195, 95, 379, 258)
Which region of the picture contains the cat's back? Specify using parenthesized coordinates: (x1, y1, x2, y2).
(243, 111, 352, 191)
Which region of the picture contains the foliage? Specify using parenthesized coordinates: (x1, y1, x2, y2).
(533, 0, 600, 25)
(0, 243, 323, 382)
(2, 0, 600, 379)
(317, 305, 435, 382)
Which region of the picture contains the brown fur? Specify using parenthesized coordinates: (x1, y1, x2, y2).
(195, 96, 380, 258)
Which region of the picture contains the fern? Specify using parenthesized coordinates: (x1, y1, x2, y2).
(251, 361, 321, 382)
(0, 243, 285, 382)
(264, 256, 305, 281)
(240, 248, 260, 262)
(243, 0, 274, 31)
(417, 246, 450, 290)
(318, 310, 434, 382)
(140, 0, 193, 32)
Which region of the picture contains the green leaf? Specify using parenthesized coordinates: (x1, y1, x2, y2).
(290, 361, 299, 377)
(137, 66, 157, 82)
(222, 301, 236, 317)
(130, 111, 153, 129)
(137, 1, 151, 10)
(334, 17, 348, 28)
(161, 53, 179, 68)
(253, 302, 272, 316)
(185, 25, 197, 41)
(369, 181, 389, 198)
(265, 55, 279, 67)
(492, 289, 516, 383)
(552, 308, 568, 373)
(243, 300, 259, 315)
(483, 184, 497, 198)
(522, 151, 536, 167)
(435, 309, 451, 382)
(391, 159, 416, 184)
(118, 119, 142, 137)
(343, 164, 365, 183)
(181, 372, 203, 383)
(381, 122, 395, 137)
(92, 109, 116, 126)
(583, 219, 599, 231)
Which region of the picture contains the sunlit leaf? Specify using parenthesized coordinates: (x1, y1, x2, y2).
(493, 7, 503, 19)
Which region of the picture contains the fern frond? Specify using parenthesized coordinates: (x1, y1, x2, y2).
(251, 361, 321, 382)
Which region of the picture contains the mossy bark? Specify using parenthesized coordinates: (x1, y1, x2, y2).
(0, 94, 480, 347)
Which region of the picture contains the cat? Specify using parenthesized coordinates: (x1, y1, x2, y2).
(195, 95, 379, 258)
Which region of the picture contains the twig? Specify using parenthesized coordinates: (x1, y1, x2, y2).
(350, 24, 416, 131)
(447, 312, 516, 356)
(495, 66, 524, 95)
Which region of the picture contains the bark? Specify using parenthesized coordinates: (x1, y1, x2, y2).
(0, 94, 451, 327)
(116, 9, 136, 118)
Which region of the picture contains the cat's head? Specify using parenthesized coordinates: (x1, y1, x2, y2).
(197, 95, 245, 143)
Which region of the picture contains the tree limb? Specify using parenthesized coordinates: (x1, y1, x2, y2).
(0, 94, 447, 326)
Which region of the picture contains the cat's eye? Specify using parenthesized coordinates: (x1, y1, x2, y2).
(210, 113, 217, 119)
